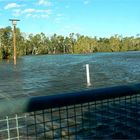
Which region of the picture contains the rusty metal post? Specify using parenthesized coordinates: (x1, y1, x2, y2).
(13, 25, 16, 65)
(9, 19, 20, 65)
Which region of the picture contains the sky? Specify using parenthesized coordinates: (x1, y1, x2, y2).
(0, 0, 140, 37)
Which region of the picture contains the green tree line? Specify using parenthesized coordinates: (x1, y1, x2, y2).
(0, 26, 140, 59)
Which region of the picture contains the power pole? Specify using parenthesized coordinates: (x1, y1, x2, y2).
(9, 19, 20, 65)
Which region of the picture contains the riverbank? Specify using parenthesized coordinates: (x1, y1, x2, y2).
(0, 27, 140, 59)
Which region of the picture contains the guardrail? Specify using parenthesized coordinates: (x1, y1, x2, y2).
(0, 83, 140, 139)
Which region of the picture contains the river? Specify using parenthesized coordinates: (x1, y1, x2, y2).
(0, 51, 140, 100)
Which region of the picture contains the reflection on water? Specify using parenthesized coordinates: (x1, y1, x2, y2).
(0, 51, 140, 99)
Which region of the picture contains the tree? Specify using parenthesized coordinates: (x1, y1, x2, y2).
(109, 35, 121, 52)
(0, 26, 12, 59)
(0, 26, 140, 60)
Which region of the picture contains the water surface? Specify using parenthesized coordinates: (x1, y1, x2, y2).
(0, 51, 140, 99)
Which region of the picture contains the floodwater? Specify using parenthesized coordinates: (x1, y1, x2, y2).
(0, 51, 140, 99)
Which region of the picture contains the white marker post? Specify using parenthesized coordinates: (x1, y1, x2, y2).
(86, 64, 91, 86)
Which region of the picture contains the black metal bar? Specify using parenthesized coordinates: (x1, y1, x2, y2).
(27, 83, 140, 112)
(0, 83, 140, 117)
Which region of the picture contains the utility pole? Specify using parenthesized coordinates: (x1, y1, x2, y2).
(9, 19, 20, 65)
(0, 34, 1, 48)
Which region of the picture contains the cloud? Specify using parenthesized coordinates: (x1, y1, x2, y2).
(83, 0, 89, 5)
(4, 3, 20, 10)
(38, 0, 52, 6)
(26, 13, 49, 19)
(4, 1, 52, 19)
(12, 9, 21, 17)
(23, 8, 36, 13)
(53, 14, 69, 24)
(12, 7, 52, 18)
(65, 5, 70, 9)
(23, 8, 52, 14)
(23, 8, 52, 19)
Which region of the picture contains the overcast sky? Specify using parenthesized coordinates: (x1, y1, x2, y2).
(0, 0, 140, 37)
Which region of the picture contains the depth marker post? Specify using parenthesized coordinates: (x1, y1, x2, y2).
(86, 64, 91, 86)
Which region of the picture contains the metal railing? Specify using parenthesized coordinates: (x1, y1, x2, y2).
(0, 83, 140, 139)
